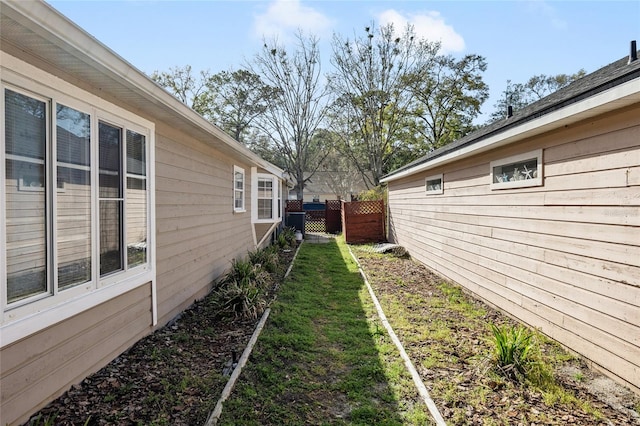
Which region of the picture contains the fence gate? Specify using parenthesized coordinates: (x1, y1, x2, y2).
(326, 200, 342, 233)
(285, 200, 342, 234)
(304, 203, 326, 233)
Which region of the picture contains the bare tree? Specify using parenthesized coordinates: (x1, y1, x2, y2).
(250, 32, 330, 200)
(328, 23, 440, 187)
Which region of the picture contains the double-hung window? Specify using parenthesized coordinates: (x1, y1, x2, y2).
(257, 176, 274, 220)
(233, 166, 245, 212)
(253, 173, 281, 222)
(2, 82, 152, 323)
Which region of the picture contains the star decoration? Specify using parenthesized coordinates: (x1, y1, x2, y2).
(522, 165, 534, 179)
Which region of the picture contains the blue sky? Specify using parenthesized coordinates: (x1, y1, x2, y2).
(47, 0, 639, 121)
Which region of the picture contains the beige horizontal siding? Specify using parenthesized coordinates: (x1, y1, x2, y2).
(0, 284, 152, 426)
(387, 105, 640, 391)
(154, 123, 257, 326)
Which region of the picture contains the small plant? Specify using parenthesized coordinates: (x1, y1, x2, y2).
(490, 323, 536, 382)
(222, 258, 260, 288)
(248, 246, 280, 274)
(573, 372, 585, 382)
(279, 226, 297, 247)
(211, 279, 265, 319)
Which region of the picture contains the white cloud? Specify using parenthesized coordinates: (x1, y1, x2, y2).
(253, 0, 334, 42)
(527, 0, 568, 30)
(378, 9, 465, 53)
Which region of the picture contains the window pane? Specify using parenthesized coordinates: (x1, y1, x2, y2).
(99, 122, 122, 198)
(493, 158, 538, 183)
(234, 190, 243, 209)
(99, 122, 124, 276)
(235, 171, 243, 189)
(57, 104, 91, 289)
(57, 104, 90, 166)
(5, 89, 48, 302)
(426, 178, 442, 192)
(100, 200, 123, 276)
(127, 178, 147, 268)
(258, 199, 273, 219)
(5, 90, 46, 159)
(258, 178, 272, 198)
(126, 130, 146, 176)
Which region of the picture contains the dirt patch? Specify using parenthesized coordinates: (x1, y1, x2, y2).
(26, 245, 298, 426)
(354, 248, 640, 425)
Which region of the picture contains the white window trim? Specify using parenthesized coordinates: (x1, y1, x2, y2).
(252, 172, 280, 224)
(233, 165, 246, 213)
(1, 53, 156, 346)
(490, 149, 543, 190)
(425, 173, 444, 195)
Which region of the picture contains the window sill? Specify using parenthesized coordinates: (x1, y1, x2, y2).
(1, 268, 154, 348)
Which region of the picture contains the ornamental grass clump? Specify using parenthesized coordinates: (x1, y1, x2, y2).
(210, 248, 280, 320)
(248, 245, 280, 274)
(490, 323, 536, 382)
(277, 226, 297, 248)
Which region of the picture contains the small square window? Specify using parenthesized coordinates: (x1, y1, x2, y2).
(425, 174, 443, 195)
(490, 149, 543, 190)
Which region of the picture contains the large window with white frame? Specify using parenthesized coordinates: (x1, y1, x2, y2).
(233, 165, 245, 212)
(253, 173, 281, 222)
(257, 176, 274, 219)
(490, 149, 543, 190)
(2, 83, 152, 318)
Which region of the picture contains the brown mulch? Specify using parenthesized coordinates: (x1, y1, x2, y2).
(26, 240, 640, 425)
(26, 245, 298, 426)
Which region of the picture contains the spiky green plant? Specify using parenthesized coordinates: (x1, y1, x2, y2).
(210, 280, 266, 320)
(223, 258, 259, 287)
(490, 323, 535, 381)
(248, 246, 280, 273)
(279, 226, 297, 247)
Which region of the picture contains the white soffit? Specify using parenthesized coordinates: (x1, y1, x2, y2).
(382, 78, 640, 183)
(0, 0, 284, 178)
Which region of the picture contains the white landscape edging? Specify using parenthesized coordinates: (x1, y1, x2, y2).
(347, 245, 447, 426)
(204, 241, 304, 426)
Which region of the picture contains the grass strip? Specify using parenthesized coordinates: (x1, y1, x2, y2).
(217, 237, 431, 425)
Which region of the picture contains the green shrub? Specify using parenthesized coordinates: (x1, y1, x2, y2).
(357, 185, 387, 203)
(279, 226, 297, 247)
(223, 258, 260, 288)
(210, 280, 266, 320)
(490, 323, 536, 382)
(248, 246, 280, 274)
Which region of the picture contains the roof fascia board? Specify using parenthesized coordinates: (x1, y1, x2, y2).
(382, 78, 640, 183)
(2, 0, 283, 177)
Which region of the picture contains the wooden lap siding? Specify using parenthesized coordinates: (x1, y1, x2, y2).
(154, 124, 255, 327)
(0, 285, 153, 425)
(387, 105, 640, 391)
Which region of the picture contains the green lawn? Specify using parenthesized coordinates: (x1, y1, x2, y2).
(217, 237, 432, 425)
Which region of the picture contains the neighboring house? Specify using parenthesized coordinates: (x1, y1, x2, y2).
(0, 1, 285, 424)
(382, 45, 640, 393)
(289, 171, 369, 202)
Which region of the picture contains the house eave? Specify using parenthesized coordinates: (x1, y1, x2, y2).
(0, 0, 283, 178)
(381, 77, 640, 183)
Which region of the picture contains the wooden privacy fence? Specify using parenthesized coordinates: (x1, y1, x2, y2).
(341, 200, 386, 244)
